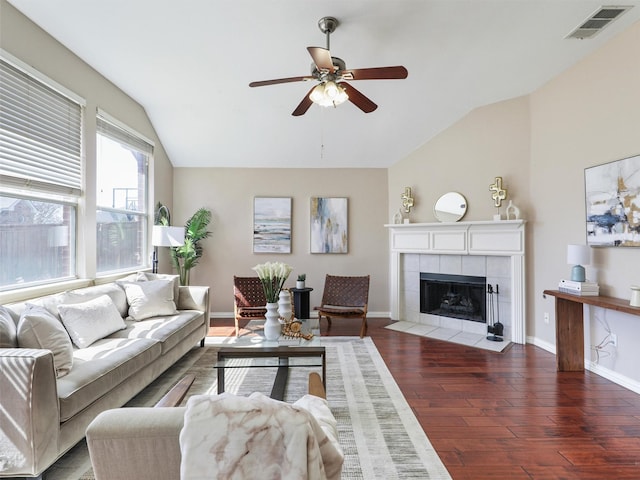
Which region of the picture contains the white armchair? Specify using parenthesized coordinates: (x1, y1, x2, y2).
(86, 373, 343, 480)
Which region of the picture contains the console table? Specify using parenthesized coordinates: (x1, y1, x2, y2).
(543, 290, 640, 372)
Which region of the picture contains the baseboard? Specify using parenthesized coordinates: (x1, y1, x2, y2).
(527, 335, 640, 394)
(586, 361, 640, 394)
(210, 311, 391, 319)
(526, 335, 556, 354)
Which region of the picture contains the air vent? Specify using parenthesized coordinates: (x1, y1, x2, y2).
(566, 5, 632, 39)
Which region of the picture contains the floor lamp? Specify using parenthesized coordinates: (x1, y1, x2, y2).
(152, 207, 185, 274)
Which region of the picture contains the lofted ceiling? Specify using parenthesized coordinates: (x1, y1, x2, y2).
(7, 1, 640, 168)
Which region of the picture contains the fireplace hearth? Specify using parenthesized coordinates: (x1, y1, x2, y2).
(420, 273, 486, 323)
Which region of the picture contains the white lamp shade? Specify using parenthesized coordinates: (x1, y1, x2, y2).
(567, 244, 590, 266)
(152, 226, 185, 247)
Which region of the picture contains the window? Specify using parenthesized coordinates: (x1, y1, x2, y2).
(96, 112, 152, 274)
(0, 54, 83, 290)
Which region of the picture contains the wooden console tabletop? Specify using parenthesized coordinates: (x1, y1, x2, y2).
(543, 290, 640, 372)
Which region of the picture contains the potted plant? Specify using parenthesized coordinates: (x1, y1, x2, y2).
(296, 273, 306, 289)
(169, 207, 212, 285)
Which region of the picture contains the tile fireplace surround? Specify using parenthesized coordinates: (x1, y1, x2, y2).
(386, 220, 526, 344)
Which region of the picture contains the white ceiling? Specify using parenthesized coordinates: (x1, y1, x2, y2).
(8, 1, 640, 168)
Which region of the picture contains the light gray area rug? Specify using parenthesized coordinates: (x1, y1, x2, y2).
(51, 337, 451, 480)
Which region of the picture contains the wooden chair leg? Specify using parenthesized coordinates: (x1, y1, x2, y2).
(359, 317, 367, 338)
(235, 317, 240, 337)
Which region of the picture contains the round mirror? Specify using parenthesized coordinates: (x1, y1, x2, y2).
(434, 192, 467, 222)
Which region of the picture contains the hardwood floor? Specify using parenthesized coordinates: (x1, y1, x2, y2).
(211, 317, 640, 479)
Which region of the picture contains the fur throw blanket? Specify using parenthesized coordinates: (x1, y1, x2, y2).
(180, 392, 344, 479)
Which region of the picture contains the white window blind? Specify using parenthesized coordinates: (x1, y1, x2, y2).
(0, 57, 83, 196)
(96, 111, 154, 157)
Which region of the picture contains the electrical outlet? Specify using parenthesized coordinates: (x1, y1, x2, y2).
(611, 333, 618, 347)
(544, 312, 550, 324)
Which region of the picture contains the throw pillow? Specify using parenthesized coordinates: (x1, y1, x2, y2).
(139, 272, 180, 304)
(119, 279, 178, 321)
(17, 304, 73, 378)
(62, 283, 129, 318)
(58, 295, 126, 348)
(0, 306, 17, 348)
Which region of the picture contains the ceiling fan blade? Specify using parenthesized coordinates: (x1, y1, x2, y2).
(342, 66, 408, 81)
(249, 76, 313, 87)
(292, 86, 316, 116)
(341, 82, 377, 113)
(307, 47, 334, 73)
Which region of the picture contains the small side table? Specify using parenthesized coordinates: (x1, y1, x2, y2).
(290, 287, 313, 319)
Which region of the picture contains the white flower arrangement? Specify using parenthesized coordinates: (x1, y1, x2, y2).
(252, 261, 293, 303)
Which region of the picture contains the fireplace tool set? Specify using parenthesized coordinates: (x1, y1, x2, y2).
(486, 284, 504, 342)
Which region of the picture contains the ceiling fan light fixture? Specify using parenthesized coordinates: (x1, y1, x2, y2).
(309, 81, 348, 108)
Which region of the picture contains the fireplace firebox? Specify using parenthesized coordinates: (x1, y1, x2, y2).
(420, 273, 486, 323)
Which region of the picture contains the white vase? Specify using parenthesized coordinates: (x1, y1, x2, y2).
(296, 281, 305, 289)
(278, 290, 292, 323)
(264, 302, 281, 340)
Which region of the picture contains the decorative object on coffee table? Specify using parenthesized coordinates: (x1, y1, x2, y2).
(278, 288, 293, 323)
(296, 273, 306, 289)
(252, 261, 293, 340)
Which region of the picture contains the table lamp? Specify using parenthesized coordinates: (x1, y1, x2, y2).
(567, 244, 590, 282)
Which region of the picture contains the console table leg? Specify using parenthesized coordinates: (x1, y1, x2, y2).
(555, 298, 585, 371)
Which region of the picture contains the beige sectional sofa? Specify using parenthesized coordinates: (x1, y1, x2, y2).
(0, 273, 210, 478)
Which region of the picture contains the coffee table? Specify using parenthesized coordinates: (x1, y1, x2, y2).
(215, 346, 326, 401)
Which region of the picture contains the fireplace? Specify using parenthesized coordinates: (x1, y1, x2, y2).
(420, 273, 486, 323)
(386, 220, 526, 344)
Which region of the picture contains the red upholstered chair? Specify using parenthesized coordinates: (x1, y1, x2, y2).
(233, 276, 267, 336)
(314, 275, 370, 338)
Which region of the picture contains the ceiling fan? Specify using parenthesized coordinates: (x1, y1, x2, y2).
(249, 16, 408, 116)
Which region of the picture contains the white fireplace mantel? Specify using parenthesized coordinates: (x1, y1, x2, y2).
(385, 220, 526, 344)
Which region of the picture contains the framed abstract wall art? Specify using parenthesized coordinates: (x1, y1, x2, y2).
(253, 197, 292, 253)
(310, 197, 348, 253)
(585, 154, 640, 247)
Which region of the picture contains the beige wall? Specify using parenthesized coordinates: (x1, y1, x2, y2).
(529, 21, 640, 379)
(172, 168, 389, 315)
(388, 95, 531, 224)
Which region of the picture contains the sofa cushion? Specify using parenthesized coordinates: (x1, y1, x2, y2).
(16, 304, 73, 378)
(109, 310, 203, 354)
(118, 279, 178, 321)
(57, 337, 161, 422)
(58, 295, 127, 348)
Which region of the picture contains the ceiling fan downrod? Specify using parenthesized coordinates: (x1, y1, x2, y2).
(318, 16, 338, 50)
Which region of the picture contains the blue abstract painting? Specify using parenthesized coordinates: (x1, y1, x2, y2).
(585, 154, 640, 247)
(310, 197, 348, 253)
(253, 197, 291, 253)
